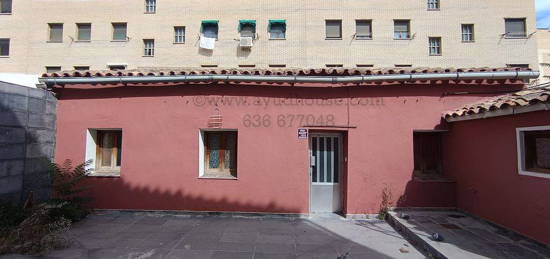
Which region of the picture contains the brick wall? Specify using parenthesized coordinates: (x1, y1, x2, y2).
(0, 81, 57, 204)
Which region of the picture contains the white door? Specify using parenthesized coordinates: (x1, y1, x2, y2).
(309, 134, 343, 213)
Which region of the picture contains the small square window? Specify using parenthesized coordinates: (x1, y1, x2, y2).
(45, 66, 61, 73)
(355, 20, 372, 40)
(48, 23, 63, 42)
(76, 23, 91, 41)
(174, 26, 185, 43)
(413, 131, 443, 178)
(269, 20, 286, 39)
(86, 129, 123, 177)
(199, 130, 238, 179)
(427, 0, 440, 10)
(461, 24, 474, 42)
(0, 38, 9, 56)
(74, 66, 90, 71)
(394, 20, 411, 39)
(239, 20, 256, 38)
(112, 23, 127, 41)
(143, 39, 154, 56)
(429, 37, 442, 56)
(325, 20, 342, 39)
(505, 18, 527, 38)
(145, 0, 156, 13)
(201, 21, 219, 39)
(1, 0, 12, 14)
(517, 126, 550, 179)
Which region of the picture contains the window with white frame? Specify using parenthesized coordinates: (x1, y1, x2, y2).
(239, 20, 256, 38)
(145, 0, 156, 13)
(143, 39, 154, 56)
(269, 20, 286, 39)
(505, 18, 527, 38)
(427, 0, 440, 10)
(174, 26, 185, 43)
(112, 23, 127, 41)
(45, 66, 61, 73)
(394, 20, 410, 39)
(517, 126, 550, 179)
(199, 130, 238, 179)
(461, 24, 474, 42)
(355, 20, 372, 40)
(74, 66, 89, 71)
(76, 23, 91, 41)
(108, 64, 127, 71)
(86, 129, 123, 176)
(0, 39, 9, 56)
(429, 37, 441, 55)
(0, 0, 12, 13)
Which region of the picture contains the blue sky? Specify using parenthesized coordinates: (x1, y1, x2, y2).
(537, 0, 550, 28)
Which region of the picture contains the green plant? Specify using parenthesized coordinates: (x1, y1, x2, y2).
(377, 185, 394, 220)
(0, 203, 29, 236)
(47, 159, 93, 222)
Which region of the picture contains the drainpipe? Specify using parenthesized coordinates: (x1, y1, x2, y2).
(39, 70, 540, 87)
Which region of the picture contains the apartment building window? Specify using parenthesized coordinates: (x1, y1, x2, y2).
(174, 26, 185, 43)
(429, 37, 442, 56)
(45, 66, 61, 73)
(269, 64, 286, 68)
(239, 20, 256, 38)
(355, 20, 372, 40)
(427, 0, 440, 10)
(268, 20, 286, 39)
(74, 66, 90, 71)
(394, 20, 410, 39)
(108, 65, 127, 71)
(326, 64, 343, 68)
(517, 126, 550, 179)
(86, 129, 122, 176)
(414, 131, 443, 177)
(461, 24, 474, 42)
(507, 64, 530, 69)
(356, 64, 374, 68)
(325, 20, 342, 39)
(0, 0, 12, 14)
(201, 20, 219, 39)
(199, 130, 238, 179)
(505, 18, 527, 38)
(0, 39, 9, 56)
(48, 23, 63, 42)
(145, 0, 156, 13)
(76, 23, 91, 41)
(395, 64, 412, 67)
(112, 23, 127, 41)
(143, 39, 154, 56)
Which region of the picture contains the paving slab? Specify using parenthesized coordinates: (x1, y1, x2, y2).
(388, 210, 550, 259)
(1, 211, 423, 259)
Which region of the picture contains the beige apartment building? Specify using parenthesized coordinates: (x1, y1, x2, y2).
(537, 28, 550, 84)
(0, 0, 539, 74)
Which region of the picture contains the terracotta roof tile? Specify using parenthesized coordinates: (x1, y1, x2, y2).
(40, 66, 531, 78)
(444, 85, 550, 119)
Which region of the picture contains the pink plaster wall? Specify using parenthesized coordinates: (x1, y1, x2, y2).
(53, 82, 522, 215)
(444, 111, 550, 245)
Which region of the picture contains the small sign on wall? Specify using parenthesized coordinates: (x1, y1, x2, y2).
(298, 128, 308, 139)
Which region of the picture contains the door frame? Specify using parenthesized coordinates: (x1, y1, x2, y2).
(308, 132, 345, 214)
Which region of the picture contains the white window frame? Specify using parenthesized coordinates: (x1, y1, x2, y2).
(198, 129, 238, 179)
(394, 20, 411, 40)
(145, 0, 156, 13)
(85, 128, 123, 177)
(516, 125, 550, 179)
(1, 0, 12, 14)
(174, 26, 185, 43)
(429, 37, 441, 56)
(143, 39, 154, 56)
(427, 0, 440, 10)
(461, 24, 474, 42)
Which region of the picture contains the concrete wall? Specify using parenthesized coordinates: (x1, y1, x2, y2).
(0, 0, 538, 73)
(444, 111, 550, 245)
(0, 82, 57, 204)
(52, 80, 524, 215)
(537, 29, 550, 84)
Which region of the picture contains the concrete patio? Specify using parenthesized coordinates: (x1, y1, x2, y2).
(6, 211, 424, 259)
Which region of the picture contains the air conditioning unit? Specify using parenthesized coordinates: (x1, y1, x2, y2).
(239, 37, 253, 48)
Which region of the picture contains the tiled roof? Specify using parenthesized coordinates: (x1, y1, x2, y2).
(444, 85, 550, 120)
(41, 67, 531, 78)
